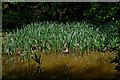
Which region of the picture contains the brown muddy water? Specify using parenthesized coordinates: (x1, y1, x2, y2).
(2, 51, 120, 80)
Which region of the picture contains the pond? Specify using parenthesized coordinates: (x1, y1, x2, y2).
(2, 51, 120, 80)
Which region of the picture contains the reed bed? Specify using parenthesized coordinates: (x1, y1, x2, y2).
(2, 22, 119, 56)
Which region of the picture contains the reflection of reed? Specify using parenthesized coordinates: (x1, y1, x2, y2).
(2, 51, 117, 79)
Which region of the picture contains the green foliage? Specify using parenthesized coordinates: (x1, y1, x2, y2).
(3, 22, 119, 55)
(84, 2, 120, 25)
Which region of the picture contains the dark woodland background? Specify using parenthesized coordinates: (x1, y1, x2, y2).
(2, 2, 120, 29)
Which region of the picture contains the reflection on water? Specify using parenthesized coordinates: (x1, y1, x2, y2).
(2, 51, 120, 79)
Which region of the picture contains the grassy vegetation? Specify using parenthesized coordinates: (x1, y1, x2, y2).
(2, 22, 119, 55)
(2, 22, 120, 79)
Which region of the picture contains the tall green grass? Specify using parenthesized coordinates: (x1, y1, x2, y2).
(3, 22, 119, 55)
